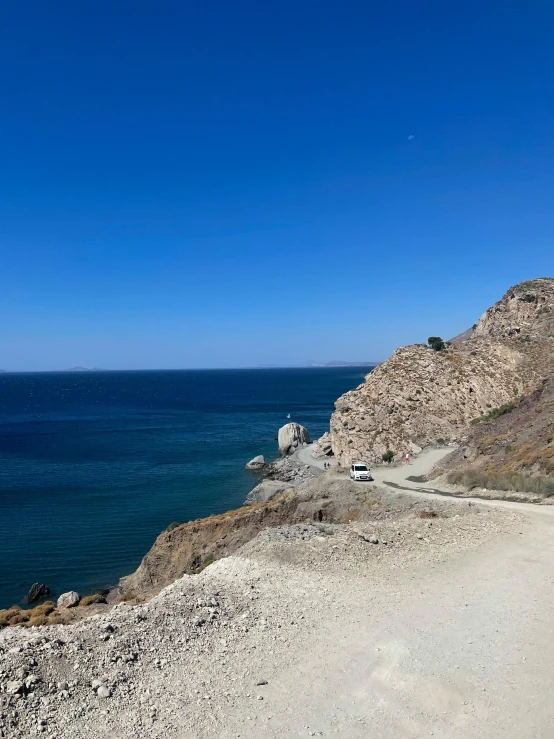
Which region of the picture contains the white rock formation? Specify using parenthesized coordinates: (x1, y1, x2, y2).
(278, 423, 310, 456)
(245, 455, 266, 470)
(56, 591, 81, 609)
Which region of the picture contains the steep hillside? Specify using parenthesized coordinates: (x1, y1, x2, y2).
(330, 278, 554, 466)
(435, 377, 554, 496)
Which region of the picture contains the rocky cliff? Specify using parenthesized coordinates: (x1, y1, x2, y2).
(330, 278, 554, 466)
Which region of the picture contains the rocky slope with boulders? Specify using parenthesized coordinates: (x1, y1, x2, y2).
(329, 278, 554, 466)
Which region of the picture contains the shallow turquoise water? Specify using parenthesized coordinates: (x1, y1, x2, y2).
(0, 367, 372, 607)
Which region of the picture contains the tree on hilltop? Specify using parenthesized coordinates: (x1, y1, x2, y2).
(427, 336, 445, 351)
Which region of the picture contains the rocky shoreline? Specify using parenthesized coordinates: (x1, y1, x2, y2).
(0, 422, 325, 624)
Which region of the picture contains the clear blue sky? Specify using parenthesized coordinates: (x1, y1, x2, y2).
(1, 0, 553, 370)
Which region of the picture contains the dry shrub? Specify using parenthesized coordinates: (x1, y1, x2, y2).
(80, 593, 107, 607)
(46, 614, 67, 625)
(9, 613, 29, 626)
(447, 469, 554, 496)
(482, 433, 510, 446)
(418, 510, 438, 519)
(27, 615, 49, 627)
(0, 606, 21, 628)
(0, 601, 59, 630)
(33, 601, 55, 616)
(116, 589, 138, 603)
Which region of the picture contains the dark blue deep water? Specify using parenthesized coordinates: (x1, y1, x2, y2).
(0, 367, 371, 608)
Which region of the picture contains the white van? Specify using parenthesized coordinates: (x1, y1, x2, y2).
(350, 463, 373, 481)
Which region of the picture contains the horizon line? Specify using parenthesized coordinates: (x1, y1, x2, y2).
(0, 363, 381, 374)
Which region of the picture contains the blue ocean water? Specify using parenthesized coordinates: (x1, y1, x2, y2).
(0, 367, 371, 608)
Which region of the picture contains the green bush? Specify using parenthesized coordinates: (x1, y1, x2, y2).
(427, 336, 445, 351)
(471, 403, 515, 425)
(382, 450, 394, 464)
(166, 521, 181, 532)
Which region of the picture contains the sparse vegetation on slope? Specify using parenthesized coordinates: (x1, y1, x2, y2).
(436, 376, 554, 496)
(446, 469, 554, 497)
(470, 402, 516, 425)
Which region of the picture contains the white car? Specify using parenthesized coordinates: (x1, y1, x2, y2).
(350, 463, 373, 481)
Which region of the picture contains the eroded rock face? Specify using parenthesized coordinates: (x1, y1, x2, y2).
(474, 278, 554, 340)
(329, 279, 554, 467)
(278, 423, 310, 456)
(312, 432, 333, 458)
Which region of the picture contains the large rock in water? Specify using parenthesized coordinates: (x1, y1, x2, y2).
(24, 583, 50, 603)
(57, 591, 81, 608)
(278, 423, 310, 456)
(245, 455, 266, 470)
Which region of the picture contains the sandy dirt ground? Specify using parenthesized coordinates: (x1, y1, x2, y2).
(2, 449, 553, 738)
(216, 449, 554, 738)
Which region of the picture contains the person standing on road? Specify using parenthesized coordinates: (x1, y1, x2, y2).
(405, 453, 410, 465)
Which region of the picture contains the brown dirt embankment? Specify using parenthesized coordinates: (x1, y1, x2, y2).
(121, 493, 301, 593)
(120, 474, 461, 595)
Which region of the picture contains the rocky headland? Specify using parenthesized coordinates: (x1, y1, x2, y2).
(330, 278, 554, 466)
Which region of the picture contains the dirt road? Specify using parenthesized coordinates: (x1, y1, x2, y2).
(221, 447, 554, 738)
(301, 443, 554, 517)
